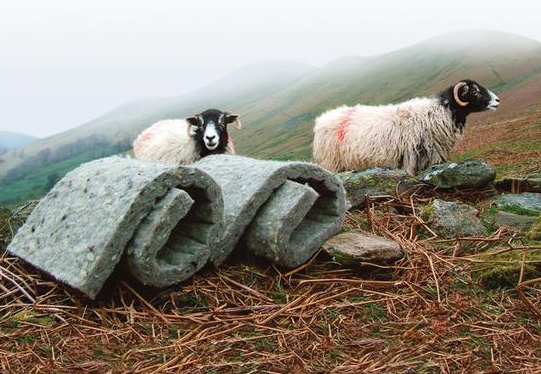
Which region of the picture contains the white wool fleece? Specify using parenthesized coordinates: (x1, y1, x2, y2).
(312, 98, 461, 175)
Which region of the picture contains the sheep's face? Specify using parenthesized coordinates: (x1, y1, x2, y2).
(186, 109, 241, 153)
(449, 79, 500, 112)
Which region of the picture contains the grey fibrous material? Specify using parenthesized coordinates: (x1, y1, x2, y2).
(8, 154, 346, 298)
(194, 155, 347, 268)
(7, 157, 223, 299)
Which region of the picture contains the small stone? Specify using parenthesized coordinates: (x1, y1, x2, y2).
(336, 167, 419, 209)
(419, 160, 495, 189)
(422, 199, 486, 238)
(494, 211, 538, 232)
(322, 232, 404, 266)
(495, 193, 541, 215)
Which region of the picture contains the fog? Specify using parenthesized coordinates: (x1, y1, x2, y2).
(1, 0, 540, 137)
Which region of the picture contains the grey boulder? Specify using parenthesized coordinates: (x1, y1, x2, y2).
(494, 192, 541, 215)
(323, 232, 404, 266)
(493, 211, 538, 232)
(422, 199, 486, 238)
(419, 160, 495, 189)
(336, 167, 419, 209)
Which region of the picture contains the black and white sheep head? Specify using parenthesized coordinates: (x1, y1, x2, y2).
(445, 79, 500, 113)
(186, 109, 241, 153)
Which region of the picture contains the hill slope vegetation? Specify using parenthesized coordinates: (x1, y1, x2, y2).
(1, 30, 541, 206)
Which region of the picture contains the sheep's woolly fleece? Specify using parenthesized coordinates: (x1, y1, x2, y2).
(8, 155, 346, 298)
(133, 119, 235, 165)
(313, 98, 462, 175)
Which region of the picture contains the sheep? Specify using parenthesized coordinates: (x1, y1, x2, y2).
(133, 109, 241, 165)
(312, 79, 500, 175)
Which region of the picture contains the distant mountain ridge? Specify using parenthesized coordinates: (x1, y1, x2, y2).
(1, 30, 541, 206)
(0, 131, 37, 155)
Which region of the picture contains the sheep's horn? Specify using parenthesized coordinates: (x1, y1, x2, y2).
(453, 82, 469, 107)
(226, 112, 242, 130)
(234, 118, 242, 130)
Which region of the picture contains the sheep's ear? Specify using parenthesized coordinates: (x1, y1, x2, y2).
(225, 113, 242, 130)
(186, 116, 200, 126)
(186, 116, 200, 138)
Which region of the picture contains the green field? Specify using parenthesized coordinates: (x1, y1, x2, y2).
(0, 146, 128, 208)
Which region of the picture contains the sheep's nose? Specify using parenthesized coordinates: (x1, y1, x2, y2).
(206, 135, 216, 141)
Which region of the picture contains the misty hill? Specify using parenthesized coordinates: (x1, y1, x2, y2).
(1, 30, 541, 206)
(232, 30, 541, 159)
(0, 131, 37, 155)
(0, 60, 315, 177)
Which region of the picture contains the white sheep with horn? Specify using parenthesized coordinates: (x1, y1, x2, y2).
(312, 79, 500, 175)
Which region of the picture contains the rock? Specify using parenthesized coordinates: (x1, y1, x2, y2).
(336, 168, 419, 209)
(322, 232, 404, 266)
(419, 160, 495, 189)
(422, 199, 486, 238)
(495, 192, 541, 215)
(494, 211, 536, 232)
(526, 216, 541, 241)
(495, 177, 541, 193)
(494, 211, 538, 232)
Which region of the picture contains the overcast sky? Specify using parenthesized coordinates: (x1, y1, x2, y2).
(1, 0, 540, 138)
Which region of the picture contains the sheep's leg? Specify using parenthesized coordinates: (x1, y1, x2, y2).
(403, 141, 430, 175)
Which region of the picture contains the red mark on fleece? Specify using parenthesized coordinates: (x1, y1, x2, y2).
(134, 127, 155, 155)
(336, 108, 356, 143)
(227, 136, 236, 154)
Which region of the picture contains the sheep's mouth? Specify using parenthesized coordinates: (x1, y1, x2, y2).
(205, 142, 219, 150)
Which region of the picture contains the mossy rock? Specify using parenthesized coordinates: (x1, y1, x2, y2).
(422, 199, 487, 238)
(494, 211, 538, 232)
(419, 160, 495, 189)
(495, 193, 541, 216)
(337, 167, 419, 209)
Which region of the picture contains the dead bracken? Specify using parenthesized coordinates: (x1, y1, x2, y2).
(1, 190, 541, 373)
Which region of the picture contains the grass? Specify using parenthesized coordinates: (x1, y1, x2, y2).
(2, 191, 541, 373)
(0, 145, 126, 208)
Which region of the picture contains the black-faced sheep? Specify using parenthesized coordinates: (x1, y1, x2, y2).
(133, 109, 241, 165)
(312, 79, 500, 175)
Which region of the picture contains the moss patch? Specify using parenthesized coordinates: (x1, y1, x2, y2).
(499, 204, 540, 217)
(526, 217, 541, 241)
(11, 311, 55, 327)
(474, 250, 541, 289)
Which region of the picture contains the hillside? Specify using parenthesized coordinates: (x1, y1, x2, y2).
(232, 30, 541, 159)
(0, 60, 315, 176)
(1, 30, 541, 206)
(0, 131, 36, 155)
